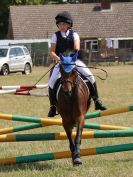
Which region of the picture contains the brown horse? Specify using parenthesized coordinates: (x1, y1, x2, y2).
(57, 52, 91, 166)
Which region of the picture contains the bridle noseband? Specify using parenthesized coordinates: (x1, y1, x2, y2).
(60, 78, 76, 86)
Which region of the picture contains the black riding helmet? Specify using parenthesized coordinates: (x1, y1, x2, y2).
(55, 11, 73, 27)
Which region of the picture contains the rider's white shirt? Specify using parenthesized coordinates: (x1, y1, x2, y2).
(48, 29, 95, 89)
(51, 30, 80, 44)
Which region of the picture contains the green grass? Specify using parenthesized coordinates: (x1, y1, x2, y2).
(0, 64, 133, 177)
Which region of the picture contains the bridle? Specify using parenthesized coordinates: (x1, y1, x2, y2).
(60, 66, 78, 96)
(60, 78, 74, 86)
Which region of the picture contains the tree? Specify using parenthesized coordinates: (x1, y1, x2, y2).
(0, 0, 50, 39)
(0, 1, 10, 39)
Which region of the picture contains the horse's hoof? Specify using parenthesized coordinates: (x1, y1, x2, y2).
(73, 158, 82, 166)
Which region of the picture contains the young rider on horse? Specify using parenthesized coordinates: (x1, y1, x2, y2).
(48, 11, 107, 117)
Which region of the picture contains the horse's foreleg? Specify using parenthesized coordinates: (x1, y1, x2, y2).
(73, 116, 85, 166)
(63, 122, 75, 157)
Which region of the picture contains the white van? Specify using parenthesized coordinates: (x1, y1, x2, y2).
(0, 45, 33, 76)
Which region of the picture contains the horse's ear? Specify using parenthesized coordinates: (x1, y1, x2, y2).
(59, 53, 64, 62)
(72, 51, 78, 62)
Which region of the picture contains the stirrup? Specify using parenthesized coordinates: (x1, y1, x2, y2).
(48, 105, 57, 117)
(95, 99, 107, 111)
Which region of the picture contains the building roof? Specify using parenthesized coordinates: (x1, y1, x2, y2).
(8, 2, 133, 39)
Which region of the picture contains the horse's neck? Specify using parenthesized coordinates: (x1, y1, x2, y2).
(77, 75, 89, 94)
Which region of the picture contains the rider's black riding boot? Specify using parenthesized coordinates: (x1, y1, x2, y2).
(48, 87, 57, 117)
(89, 82, 107, 111)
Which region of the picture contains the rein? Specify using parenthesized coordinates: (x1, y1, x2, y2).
(60, 63, 108, 80)
(16, 63, 57, 93)
(16, 62, 107, 94)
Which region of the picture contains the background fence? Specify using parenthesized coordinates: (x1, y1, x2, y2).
(0, 40, 133, 66)
(30, 47, 133, 66)
(81, 48, 133, 65)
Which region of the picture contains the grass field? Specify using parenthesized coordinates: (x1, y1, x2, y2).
(0, 64, 133, 177)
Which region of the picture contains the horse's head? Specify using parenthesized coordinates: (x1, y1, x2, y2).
(59, 52, 78, 96)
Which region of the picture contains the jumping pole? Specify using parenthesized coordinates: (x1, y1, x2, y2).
(1, 129, 133, 142)
(0, 104, 133, 124)
(0, 143, 133, 165)
(86, 105, 133, 119)
(0, 114, 131, 135)
(0, 123, 43, 135)
(0, 84, 48, 90)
